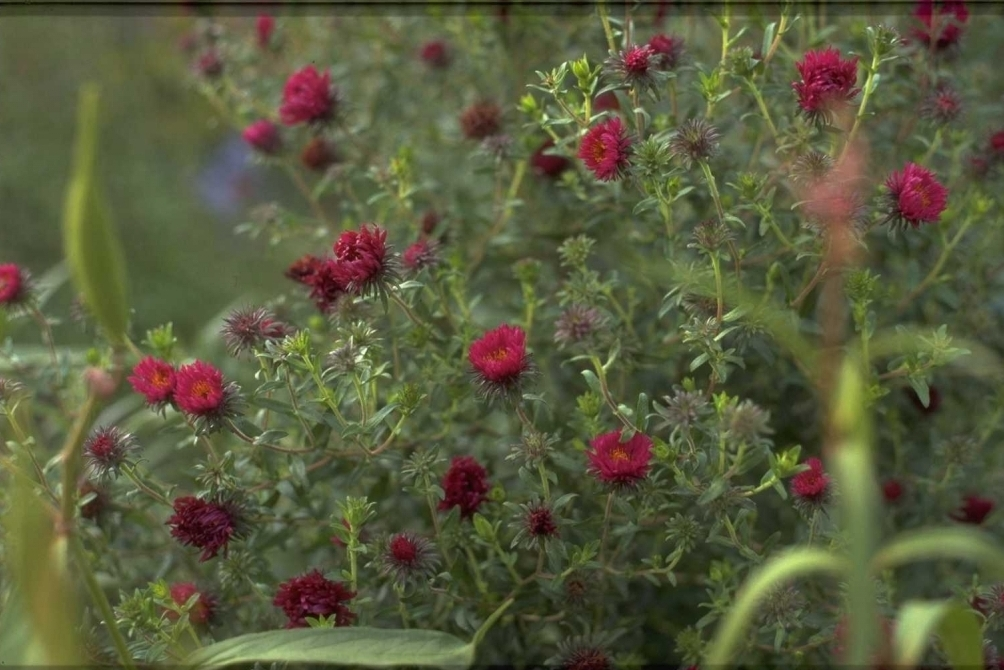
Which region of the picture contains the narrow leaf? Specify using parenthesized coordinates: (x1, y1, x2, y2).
(893, 600, 982, 669)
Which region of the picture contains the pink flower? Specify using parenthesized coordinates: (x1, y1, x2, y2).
(0, 264, 31, 307)
(792, 48, 860, 120)
(419, 40, 450, 68)
(402, 240, 439, 271)
(128, 356, 176, 406)
(882, 479, 904, 503)
(648, 34, 685, 70)
(279, 66, 337, 126)
(256, 15, 275, 50)
(173, 360, 238, 421)
(913, 0, 968, 51)
(167, 583, 216, 625)
(884, 162, 948, 227)
(790, 457, 830, 503)
(242, 120, 282, 155)
(468, 324, 532, 400)
(332, 224, 391, 294)
(577, 117, 633, 182)
(586, 430, 653, 487)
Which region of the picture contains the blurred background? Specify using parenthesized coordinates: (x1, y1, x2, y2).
(0, 14, 291, 346)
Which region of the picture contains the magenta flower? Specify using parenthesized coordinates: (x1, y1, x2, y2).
(279, 66, 337, 126)
(586, 430, 653, 488)
(577, 117, 632, 181)
(884, 162, 948, 227)
(792, 48, 859, 121)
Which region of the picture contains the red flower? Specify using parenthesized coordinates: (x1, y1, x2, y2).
(273, 569, 356, 628)
(402, 240, 439, 271)
(648, 34, 685, 70)
(990, 131, 1004, 158)
(439, 456, 490, 519)
(792, 48, 860, 120)
(379, 532, 440, 583)
(884, 162, 948, 227)
(790, 457, 830, 503)
(882, 479, 904, 503)
(174, 361, 226, 417)
(952, 495, 994, 525)
(0, 264, 31, 307)
(128, 356, 176, 406)
(577, 117, 633, 182)
(305, 259, 349, 312)
(83, 426, 136, 477)
(419, 40, 450, 68)
(587, 429, 653, 487)
(468, 324, 532, 400)
(913, 0, 968, 51)
(301, 137, 338, 172)
(607, 45, 656, 86)
(279, 66, 337, 127)
(285, 254, 323, 285)
(242, 120, 282, 155)
(221, 306, 291, 358)
(167, 496, 245, 562)
(919, 84, 962, 125)
(524, 502, 559, 539)
(195, 50, 223, 78)
(256, 15, 275, 49)
(168, 582, 216, 625)
(459, 101, 502, 140)
(593, 91, 620, 113)
(332, 224, 391, 294)
(531, 138, 571, 179)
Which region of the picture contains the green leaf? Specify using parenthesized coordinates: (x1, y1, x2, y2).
(62, 84, 129, 345)
(697, 478, 729, 506)
(892, 600, 982, 669)
(184, 627, 474, 669)
(872, 527, 1004, 578)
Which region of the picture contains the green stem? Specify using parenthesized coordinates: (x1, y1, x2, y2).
(369, 414, 406, 456)
(841, 49, 882, 161)
(745, 79, 779, 140)
(896, 215, 974, 313)
(537, 461, 551, 501)
(121, 464, 172, 507)
(597, 1, 617, 53)
(741, 474, 778, 497)
(710, 253, 725, 325)
(919, 126, 943, 166)
(59, 394, 97, 526)
(598, 492, 615, 562)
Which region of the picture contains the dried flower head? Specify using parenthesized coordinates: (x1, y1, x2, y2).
(173, 360, 241, 426)
(378, 532, 440, 584)
(531, 138, 571, 179)
(952, 495, 994, 525)
(690, 219, 733, 252)
(605, 44, 657, 88)
(883, 162, 949, 228)
(723, 400, 773, 443)
(280, 65, 338, 127)
(578, 117, 633, 181)
(128, 356, 177, 408)
(520, 500, 559, 547)
(459, 101, 502, 140)
(242, 120, 282, 155)
(760, 585, 808, 629)
(919, 83, 962, 125)
(790, 457, 831, 510)
(468, 323, 534, 403)
(0, 264, 33, 310)
(587, 429, 653, 488)
(402, 240, 440, 272)
(789, 150, 835, 186)
(420, 210, 442, 238)
(419, 40, 450, 68)
(792, 48, 860, 122)
(912, 0, 968, 52)
(83, 425, 137, 479)
(554, 304, 604, 347)
(167, 582, 216, 625)
(273, 569, 356, 628)
(648, 33, 686, 70)
(655, 388, 711, 430)
(669, 118, 721, 168)
(221, 306, 291, 358)
(167, 495, 249, 562)
(438, 456, 489, 519)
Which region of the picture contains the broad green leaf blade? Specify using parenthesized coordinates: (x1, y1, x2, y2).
(184, 627, 475, 669)
(62, 84, 129, 345)
(893, 600, 982, 669)
(872, 527, 1004, 578)
(703, 548, 847, 667)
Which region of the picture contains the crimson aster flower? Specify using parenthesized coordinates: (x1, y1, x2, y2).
(883, 162, 948, 228)
(919, 83, 962, 125)
(605, 44, 657, 88)
(378, 532, 440, 584)
(0, 263, 32, 310)
(332, 224, 394, 295)
(792, 48, 860, 122)
(419, 40, 450, 68)
(578, 117, 633, 182)
(882, 479, 904, 504)
(952, 495, 994, 525)
(587, 429, 653, 488)
(285, 254, 323, 285)
(790, 457, 831, 509)
(279, 65, 338, 127)
(468, 323, 534, 403)
(512, 500, 559, 549)
(129, 356, 177, 408)
(173, 361, 241, 431)
(167, 495, 248, 562)
(531, 138, 571, 179)
(273, 569, 356, 628)
(167, 582, 216, 625)
(648, 33, 685, 70)
(913, 0, 968, 52)
(438, 456, 489, 519)
(402, 240, 439, 272)
(459, 101, 502, 140)
(256, 15, 275, 50)
(242, 120, 282, 155)
(83, 425, 137, 479)
(305, 258, 348, 313)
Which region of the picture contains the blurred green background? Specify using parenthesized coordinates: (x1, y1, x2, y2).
(0, 15, 290, 346)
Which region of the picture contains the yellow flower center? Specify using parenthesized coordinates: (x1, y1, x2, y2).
(485, 347, 509, 362)
(610, 447, 629, 462)
(191, 380, 215, 400)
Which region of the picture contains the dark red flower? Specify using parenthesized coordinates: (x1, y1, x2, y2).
(882, 479, 904, 503)
(906, 385, 941, 415)
(332, 224, 391, 294)
(587, 429, 653, 487)
(792, 48, 860, 120)
(557, 637, 613, 670)
(300, 137, 338, 172)
(83, 426, 137, 477)
(969, 154, 991, 179)
(468, 324, 532, 400)
(524, 501, 559, 539)
(128, 356, 176, 406)
(168, 582, 216, 625)
(273, 569, 356, 628)
(790, 457, 831, 503)
(531, 138, 571, 179)
(577, 117, 633, 182)
(593, 91, 620, 113)
(952, 495, 994, 525)
(919, 84, 962, 125)
(420, 210, 441, 238)
(279, 66, 337, 127)
(243, 120, 282, 155)
(0, 264, 31, 307)
(195, 50, 223, 78)
(438, 456, 490, 519)
(419, 40, 450, 68)
(221, 306, 291, 358)
(648, 33, 685, 70)
(913, 0, 968, 51)
(256, 15, 275, 50)
(606, 45, 656, 87)
(285, 254, 323, 285)
(990, 131, 1004, 158)
(167, 496, 246, 562)
(402, 240, 439, 271)
(884, 162, 948, 227)
(305, 259, 348, 312)
(459, 101, 502, 140)
(379, 532, 440, 583)
(174, 361, 227, 418)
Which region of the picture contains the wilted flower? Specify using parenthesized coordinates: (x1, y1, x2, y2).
(83, 426, 137, 479)
(468, 323, 534, 402)
(554, 305, 603, 346)
(273, 570, 356, 628)
(279, 66, 338, 127)
(438, 456, 489, 519)
(167, 582, 216, 625)
(952, 495, 994, 524)
(255, 15, 275, 50)
(648, 33, 685, 70)
(419, 40, 450, 68)
(792, 48, 860, 122)
(578, 117, 633, 181)
(167, 495, 248, 562)
(221, 306, 291, 358)
(587, 429, 653, 488)
(0, 264, 32, 309)
(668, 118, 721, 168)
(919, 83, 962, 124)
(300, 137, 338, 172)
(883, 162, 948, 228)
(402, 240, 439, 271)
(690, 218, 732, 252)
(332, 224, 393, 294)
(790, 457, 831, 506)
(605, 45, 657, 88)
(173, 360, 240, 423)
(531, 138, 571, 179)
(912, 0, 968, 51)
(378, 532, 440, 584)
(285, 254, 323, 285)
(459, 101, 502, 140)
(128, 356, 177, 408)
